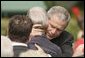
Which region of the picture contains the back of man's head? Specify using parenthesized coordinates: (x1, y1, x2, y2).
(27, 7, 48, 29)
(1, 35, 14, 57)
(8, 15, 33, 43)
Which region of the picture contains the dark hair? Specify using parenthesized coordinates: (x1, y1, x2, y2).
(8, 15, 33, 43)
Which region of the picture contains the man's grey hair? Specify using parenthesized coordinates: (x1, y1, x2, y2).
(1, 35, 14, 57)
(27, 7, 48, 27)
(47, 6, 71, 22)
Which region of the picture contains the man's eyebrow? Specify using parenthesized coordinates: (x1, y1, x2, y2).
(50, 23, 63, 31)
(50, 22, 55, 27)
(50, 23, 58, 29)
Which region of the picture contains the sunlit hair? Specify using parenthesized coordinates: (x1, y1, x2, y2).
(47, 6, 71, 22)
(27, 7, 48, 28)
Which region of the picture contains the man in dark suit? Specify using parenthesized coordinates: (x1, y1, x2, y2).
(27, 6, 73, 57)
(27, 7, 62, 57)
(46, 6, 74, 57)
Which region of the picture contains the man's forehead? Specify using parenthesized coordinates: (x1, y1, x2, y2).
(50, 21, 64, 30)
(49, 18, 67, 30)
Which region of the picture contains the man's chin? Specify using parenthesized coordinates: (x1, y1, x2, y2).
(48, 36, 56, 40)
(46, 34, 56, 40)
(51, 36, 56, 39)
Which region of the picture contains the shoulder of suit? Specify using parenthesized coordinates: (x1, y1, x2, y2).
(60, 31, 73, 38)
(58, 31, 73, 43)
(62, 31, 72, 35)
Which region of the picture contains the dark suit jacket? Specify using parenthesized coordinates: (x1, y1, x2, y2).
(51, 31, 74, 57)
(28, 35, 62, 57)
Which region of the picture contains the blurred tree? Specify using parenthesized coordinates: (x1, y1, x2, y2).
(44, 1, 84, 11)
(44, 1, 56, 10)
(74, 1, 84, 10)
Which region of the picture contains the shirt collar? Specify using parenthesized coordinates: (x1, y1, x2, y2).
(12, 41, 27, 47)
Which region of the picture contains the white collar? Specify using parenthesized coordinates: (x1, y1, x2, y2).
(47, 54, 52, 57)
(12, 41, 27, 47)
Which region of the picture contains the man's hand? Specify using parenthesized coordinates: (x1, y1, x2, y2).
(30, 24, 44, 37)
